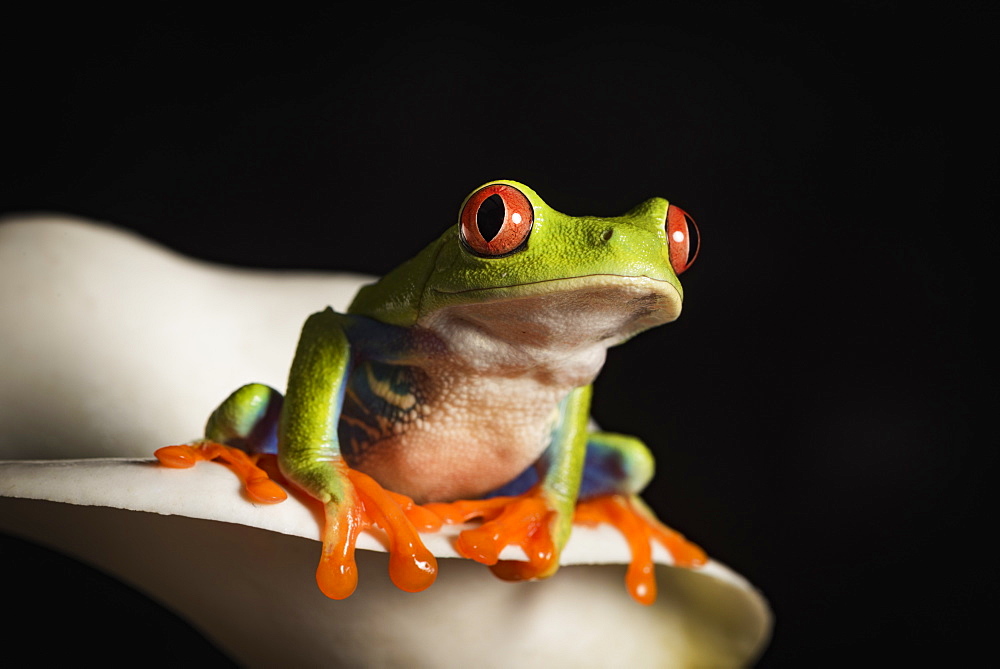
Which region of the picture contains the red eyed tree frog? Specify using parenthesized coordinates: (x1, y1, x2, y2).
(156, 180, 706, 605)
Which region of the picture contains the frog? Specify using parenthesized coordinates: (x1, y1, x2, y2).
(155, 180, 706, 605)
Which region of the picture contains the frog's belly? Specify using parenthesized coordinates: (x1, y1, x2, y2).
(340, 372, 565, 503)
(348, 429, 546, 503)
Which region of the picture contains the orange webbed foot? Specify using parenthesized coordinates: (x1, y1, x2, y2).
(154, 442, 287, 503)
(575, 494, 707, 605)
(425, 489, 559, 582)
(155, 444, 440, 599)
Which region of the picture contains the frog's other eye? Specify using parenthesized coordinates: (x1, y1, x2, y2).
(666, 204, 700, 275)
(460, 184, 534, 257)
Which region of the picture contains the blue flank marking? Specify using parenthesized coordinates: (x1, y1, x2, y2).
(341, 314, 418, 364)
(577, 443, 627, 499)
(485, 464, 539, 497)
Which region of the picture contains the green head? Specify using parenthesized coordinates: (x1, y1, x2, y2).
(349, 180, 698, 346)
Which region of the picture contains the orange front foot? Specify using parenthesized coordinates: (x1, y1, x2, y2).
(425, 489, 559, 582)
(316, 467, 441, 599)
(155, 444, 441, 599)
(154, 442, 287, 503)
(575, 494, 708, 605)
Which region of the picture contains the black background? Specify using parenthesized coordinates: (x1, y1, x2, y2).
(1, 4, 989, 666)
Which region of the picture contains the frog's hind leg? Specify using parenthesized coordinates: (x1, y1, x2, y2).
(579, 431, 655, 499)
(155, 384, 288, 503)
(203, 383, 283, 455)
(574, 431, 707, 605)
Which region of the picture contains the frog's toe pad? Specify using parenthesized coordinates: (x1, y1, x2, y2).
(426, 492, 558, 581)
(154, 442, 287, 504)
(575, 494, 707, 605)
(154, 444, 201, 468)
(342, 468, 439, 594)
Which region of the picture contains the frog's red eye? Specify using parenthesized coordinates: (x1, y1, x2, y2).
(666, 204, 700, 275)
(460, 184, 534, 257)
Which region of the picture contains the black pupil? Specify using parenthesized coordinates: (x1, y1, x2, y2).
(477, 194, 506, 242)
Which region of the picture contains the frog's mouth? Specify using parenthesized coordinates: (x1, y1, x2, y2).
(424, 274, 682, 348)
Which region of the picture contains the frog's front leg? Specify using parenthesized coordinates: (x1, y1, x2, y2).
(573, 431, 707, 605)
(427, 395, 707, 605)
(278, 309, 439, 598)
(158, 310, 440, 599)
(426, 385, 591, 583)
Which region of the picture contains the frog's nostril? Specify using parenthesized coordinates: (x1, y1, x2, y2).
(601, 229, 614, 242)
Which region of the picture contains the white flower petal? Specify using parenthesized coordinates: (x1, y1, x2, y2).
(0, 215, 371, 460)
(0, 457, 769, 667)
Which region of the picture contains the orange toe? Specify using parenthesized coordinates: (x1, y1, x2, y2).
(575, 494, 707, 605)
(427, 490, 558, 581)
(343, 468, 438, 594)
(154, 442, 287, 504)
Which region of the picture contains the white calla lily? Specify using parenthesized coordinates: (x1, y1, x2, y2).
(0, 216, 771, 667)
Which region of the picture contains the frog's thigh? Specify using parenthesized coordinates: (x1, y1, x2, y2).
(205, 383, 284, 454)
(579, 431, 655, 499)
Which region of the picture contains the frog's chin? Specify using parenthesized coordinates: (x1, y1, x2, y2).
(424, 274, 682, 346)
(417, 275, 680, 384)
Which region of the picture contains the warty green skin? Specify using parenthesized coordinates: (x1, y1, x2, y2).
(209, 179, 685, 573)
